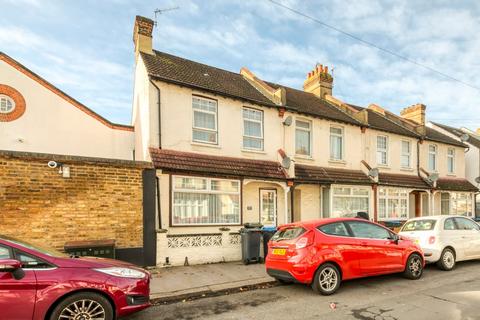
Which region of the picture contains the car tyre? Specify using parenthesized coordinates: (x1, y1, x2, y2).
(403, 253, 423, 280)
(312, 263, 341, 295)
(49, 292, 114, 320)
(437, 248, 456, 271)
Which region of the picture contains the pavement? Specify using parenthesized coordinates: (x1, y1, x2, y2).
(130, 260, 480, 320)
(149, 261, 275, 303)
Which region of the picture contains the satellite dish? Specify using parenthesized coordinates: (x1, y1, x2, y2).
(460, 133, 469, 142)
(282, 157, 291, 169)
(475, 176, 480, 184)
(429, 173, 439, 182)
(368, 168, 379, 178)
(283, 116, 293, 127)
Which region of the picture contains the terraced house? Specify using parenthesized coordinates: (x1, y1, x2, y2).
(131, 16, 478, 266)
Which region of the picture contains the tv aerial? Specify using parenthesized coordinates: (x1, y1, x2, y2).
(154, 6, 179, 26)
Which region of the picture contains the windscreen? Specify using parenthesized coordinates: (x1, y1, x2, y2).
(401, 220, 436, 232)
(271, 227, 305, 241)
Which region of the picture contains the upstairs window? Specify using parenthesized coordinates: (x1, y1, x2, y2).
(295, 120, 311, 156)
(192, 97, 217, 144)
(401, 140, 411, 168)
(330, 127, 344, 160)
(0, 95, 15, 113)
(376, 135, 388, 166)
(447, 148, 455, 174)
(428, 145, 437, 171)
(243, 108, 263, 150)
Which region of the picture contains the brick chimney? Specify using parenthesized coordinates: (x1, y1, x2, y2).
(303, 64, 333, 98)
(400, 103, 426, 125)
(133, 15, 154, 58)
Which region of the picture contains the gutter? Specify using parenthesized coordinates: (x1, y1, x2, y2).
(150, 79, 162, 149)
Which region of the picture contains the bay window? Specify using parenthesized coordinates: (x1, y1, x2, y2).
(332, 186, 369, 218)
(172, 176, 240, 225)
(401, 140, 411, 168)
(192, 97, 217, 144)
(378, 188, 408, 220)
(330, 127, 344, 160)
(377, 135, 388, 166)
(243, 108, 263, 150)
(447, 148, 455, 174)
(295, 120, 311, 156)
(428, 145, 437, 171)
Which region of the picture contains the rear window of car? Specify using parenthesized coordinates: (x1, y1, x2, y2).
(271, 227, 305, 241)
(318, 222, 350, 237)
(401, 220, 436, 232)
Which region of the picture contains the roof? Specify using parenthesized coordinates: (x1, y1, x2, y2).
(431, 122, 480, 149)
(0, 52, 133, 131)
(424, 127, 467, 148)
(435, 178, 478, 192)
(141, 51, 277, 108)
(267, 84, 361, 125)
(149, 148, 287, 180)
(295, 164, 372, 185)
(378, 173, 430, 189)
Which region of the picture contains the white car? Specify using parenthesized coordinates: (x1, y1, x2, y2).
(399, 215, 480, 271)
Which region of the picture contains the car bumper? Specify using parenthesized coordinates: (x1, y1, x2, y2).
(422, 248, 442, 263)
(265, 257, 314, 284)
(106, 274, 151, 317)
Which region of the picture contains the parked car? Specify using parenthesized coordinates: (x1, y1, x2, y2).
(0, 234, 150, 320)
(399, 215, 480, 271)
(265, 218, 424, 295)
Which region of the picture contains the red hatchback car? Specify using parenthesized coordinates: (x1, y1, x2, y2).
(0, 235, 150, 320)
(266, 218, 424, 295)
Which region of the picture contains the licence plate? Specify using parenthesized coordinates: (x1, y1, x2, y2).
(272, 248, 286, 255)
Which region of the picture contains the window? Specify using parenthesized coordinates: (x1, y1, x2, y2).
(450, 193, 473, 217)
(347, 221, 391, 239)
(447, 148, 455, 174)
(441, 193, 450, 215)
(330, 127, 344, 160)
(295, 120, 311, 156)
(444, 218, 456, 230)
(0, 95, 15, 113)
(172, 176, 240, 225)
(376, 136, 388, 166)
(378, 188, 408, 220)
(192, 97, 217, 144)
(401, 220, 436, 232)
(13, 249, 52, 269)
(271, 227, 305, 241)
(401, 141, 411, 168)
(428, 145, 437, 171)
(454, 217, 479, 230)
(332, 187, 369, 218)
(260, 189, 276, 227)
(0, 245, 11, 260)
(318, 222, 350, 237)
(243, 108, 263, 150)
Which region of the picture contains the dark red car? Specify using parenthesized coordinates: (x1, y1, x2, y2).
(266, 218, 424, 295)
(0, 235, 150, 320)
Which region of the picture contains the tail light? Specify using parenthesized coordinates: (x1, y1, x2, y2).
(295, 231, 314, 249)
(428, 236, 436, 244)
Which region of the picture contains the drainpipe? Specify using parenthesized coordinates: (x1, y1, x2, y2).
(150, 80, 162, 149)
(156, 176, 162, 229)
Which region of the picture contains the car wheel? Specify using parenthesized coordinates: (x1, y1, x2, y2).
(403, 253, 423, 280)
(437, 248, 456, 271)
(49, 292, 114, 320)
(312, 263, 341, 295)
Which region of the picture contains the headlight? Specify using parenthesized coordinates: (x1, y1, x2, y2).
(94, 267, 146, 279)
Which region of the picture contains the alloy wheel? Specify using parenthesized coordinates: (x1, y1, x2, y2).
(409, 255, 422, 277)
(319, 266, 338, 292)
(58, 299, 106, 320)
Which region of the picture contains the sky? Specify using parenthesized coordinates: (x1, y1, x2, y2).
(2, 0, 480, 128)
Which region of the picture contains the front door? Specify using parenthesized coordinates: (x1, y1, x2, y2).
(0, 245, 37, 320)
(421, 193, 429, 216)
(260, 189, 277, 227)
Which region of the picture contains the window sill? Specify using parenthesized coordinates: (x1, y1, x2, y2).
(400, 167, 414, 172)
(191, 141, 221, 149)
(295, 155, 315, 161)
(447, 173, 457, 177)
(328, 159, 346, 165)
(241, 148, 266, 154)
(377, 164, 390, 169)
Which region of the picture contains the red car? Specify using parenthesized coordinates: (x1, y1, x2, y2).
(266, 218, 424, 295)
(0, 235, 150, 320)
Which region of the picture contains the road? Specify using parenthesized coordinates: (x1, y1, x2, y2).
(129, 261, 480, 320)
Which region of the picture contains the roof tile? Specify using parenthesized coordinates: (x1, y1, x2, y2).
(295, 164, 372, 185)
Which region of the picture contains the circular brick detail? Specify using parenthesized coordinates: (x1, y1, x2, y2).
(0, 84, 26, 122)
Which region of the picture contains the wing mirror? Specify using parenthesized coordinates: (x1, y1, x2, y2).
(0, 259, 25, 280)
(390, 234, 400, 244)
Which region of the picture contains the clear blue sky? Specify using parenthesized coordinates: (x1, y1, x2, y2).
(2, 0, 480, 128)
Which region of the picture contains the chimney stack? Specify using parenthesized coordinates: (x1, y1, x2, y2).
(400, 104, 426, 125)
(303, 64, 333, 98)
(133, 15, 154, 58)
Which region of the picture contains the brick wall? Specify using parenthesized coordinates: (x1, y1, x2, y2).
(0, 151, 148, 250)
